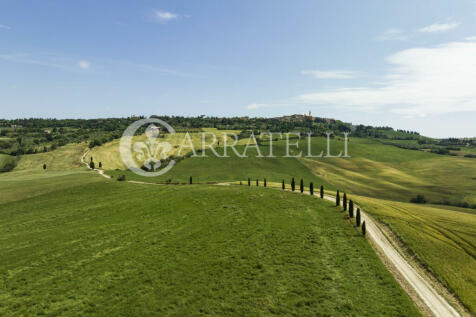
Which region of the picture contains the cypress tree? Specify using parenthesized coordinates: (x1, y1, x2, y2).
(264, 178, 267, 187)
(300, 179, 304, 193)
(43, 163, 46, 170)
(99, 162, 102, 168)
(291, 178, 295, 191)
(240, 181, 242, 185)
(190, 176, 192, 184)
(356, 208, 361, 227)
(248, 178, 250, 186)
(362, 221, 366, 236)
(90, 161, 95, 169)
(343, 193, 347, 211)
(349, 200, 354, 218)
(310, 182, 314, 195)
(320, 185, 324, 198)
(282, 179, 285, 190)
(90, 157, 93, 163)
(256, 179, 258, 186)
(336, 190, 340, 206)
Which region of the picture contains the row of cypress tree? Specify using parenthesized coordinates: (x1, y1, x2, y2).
(336, 190, 366, 236)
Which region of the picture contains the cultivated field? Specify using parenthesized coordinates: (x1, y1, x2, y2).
(351, 195, 476, 313)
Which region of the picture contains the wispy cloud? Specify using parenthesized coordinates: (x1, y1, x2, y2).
(0, 24, 10, 30)
(301, 69, 356, 79)
(376, 28, 407, 41)
(154, 10, 179, 23)
(297, 39, 476, 117)
(78, 60, 91, 69)
(419, 22, 460, 33)
(0, 53, 193, 77)
(108, 60, 195, 77)
(0, 53, 64, 69)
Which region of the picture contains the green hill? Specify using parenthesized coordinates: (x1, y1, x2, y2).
(0, 175, 420, 316)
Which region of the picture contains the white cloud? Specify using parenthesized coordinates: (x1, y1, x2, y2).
(78, 60, 90, 69)
(298, 40, 476, 117)
(301, 70, 356, 79)
(419, 22, 460, 33)
(155, 10, 179, 23)
(376, 28, 407, 41)
(0, 24, 10, 30)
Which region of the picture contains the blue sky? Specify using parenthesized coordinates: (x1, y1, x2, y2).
(1, 0, 476, 137)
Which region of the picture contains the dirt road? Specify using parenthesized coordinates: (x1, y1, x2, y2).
(320, 193, 460, 317)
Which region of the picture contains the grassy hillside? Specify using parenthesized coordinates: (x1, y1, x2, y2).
(0, 177, 420, 316)
(351, 195, 476, 313)
(298, 137, 476, 205)
(87, 128, 246, 170)
(107, 144, 332, 189)
(0, 143, 99, 205)
(97, 134, 475, 205)
(12, 143, 87, 175)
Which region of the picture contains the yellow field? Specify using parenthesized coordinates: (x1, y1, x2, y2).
(352, 194, 476, 313)
(87, 128, 244, 170)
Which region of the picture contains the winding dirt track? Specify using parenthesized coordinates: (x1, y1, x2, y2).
(81, 153, 459, 316)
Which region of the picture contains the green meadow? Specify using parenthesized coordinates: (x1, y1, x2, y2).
(0, 171, 420, 316)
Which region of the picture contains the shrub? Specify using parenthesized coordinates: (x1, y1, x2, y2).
(343, 193, 347, 211)
(190, 176, 192, 184)
(256, 179, 258, 186)
(362, 221, 366, 236)
(320, 185, 324, 198)
(291, 178, 295, 191)
(410, 194, 427, 204)
(349, 200, 354, 218)
(282, 179, 285, 190)
(300, 179, 304, 193)
(99, 162, 102, 168)
(0, 159, 16, 172)
(43, 163, 46, 170)
(117, 174, 126, 181)
(310, 182, 313, 195)
(240, 181, 242, 185)
(336, 190, 340, 206)
(356, 208, 361, 227)
(89, 161, 95, 169)
(264, 178, 267, 187)
(248, 178, 250, 186)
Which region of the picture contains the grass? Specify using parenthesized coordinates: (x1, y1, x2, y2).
(0, 175, 420, 316)
(107, 144, 331, 188)
(87, 129, 246, 170)
(0, 143, 101, 205)
(99, 135, 475, 205)
(298, 137, 476, 205)
(11, 143, 87, 175)
(351, 194, 476, 314)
